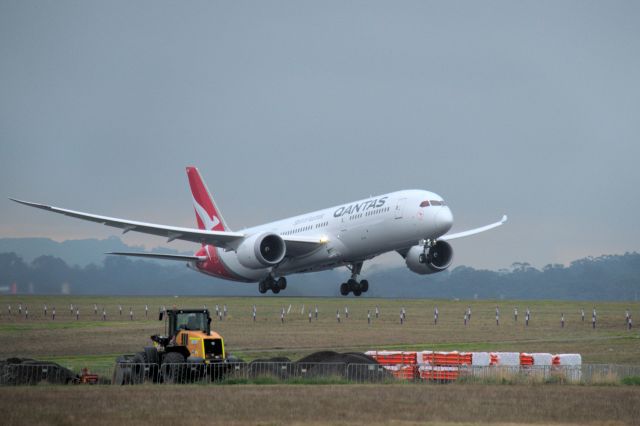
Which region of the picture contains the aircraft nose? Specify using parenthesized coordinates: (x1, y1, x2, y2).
(435, 206, 453, 235)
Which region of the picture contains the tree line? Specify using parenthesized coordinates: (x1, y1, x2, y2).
(0, 251, 638, 300)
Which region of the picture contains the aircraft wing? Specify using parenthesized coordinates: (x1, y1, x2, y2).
(9, 198, 245, 249)
(440, 215, 508, 241)
(106, 252, 207, 261)
(10, 198, 326, 257)
(282, 235, 327, 257)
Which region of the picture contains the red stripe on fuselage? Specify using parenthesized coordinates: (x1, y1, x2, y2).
(194, 245, 241, 281)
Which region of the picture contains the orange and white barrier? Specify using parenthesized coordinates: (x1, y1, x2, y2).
(416, 351, 470, 381)
(552, 353, 582, 366)
(383, 364, 416, 380)
(552, 353, 582, 382)
(418, 365, 459, 381)
(519, 352, 553, 378)
(491, 352, 520, 366)
(365, 351, 416, 366)
(418, 351, 471, 366)
(532, 353, 553, 366)
(416, 350, 432, 365)
(401, 351, 417, 365)
(366, 349, 581, 382)
(471, 352, 491, 366)
(520, 353, 534, 366)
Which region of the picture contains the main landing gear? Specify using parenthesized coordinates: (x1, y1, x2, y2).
(258, 276, 287, 294)
(340, 262, 369, 297)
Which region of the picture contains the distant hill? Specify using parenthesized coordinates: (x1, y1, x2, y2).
(0, 237, 192, 267)
(0, 238, 638, 300)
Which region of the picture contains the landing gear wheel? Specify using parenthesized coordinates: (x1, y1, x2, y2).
(277, 277, 287, 290)
(272, 286, 280, 294)
(360, 280, 369, 292)
(353, 290, 362, 297)
(340, 283, 349, 296)
(258, 281, 267, 294)
(348, 278, 361, 292)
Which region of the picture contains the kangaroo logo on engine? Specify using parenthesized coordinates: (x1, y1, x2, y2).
(333, 197, 388, 218)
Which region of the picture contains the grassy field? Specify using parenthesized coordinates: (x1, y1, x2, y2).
(1, 384, 639, 425)
(1, 295, 639, 371)
(2, 295, 639, 425)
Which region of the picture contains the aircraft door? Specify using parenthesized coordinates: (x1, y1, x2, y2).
(394, 198, 407, 219)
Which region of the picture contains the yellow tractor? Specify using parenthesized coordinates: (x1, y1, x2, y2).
(114, 308, 237, 384)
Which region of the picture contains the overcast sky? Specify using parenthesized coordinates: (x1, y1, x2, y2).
(1, 1, 639, 271)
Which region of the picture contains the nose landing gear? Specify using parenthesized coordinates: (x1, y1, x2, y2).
(258, 276, 287, 294)
(418, 239, 436, 264)
(340, 262, 369, 297)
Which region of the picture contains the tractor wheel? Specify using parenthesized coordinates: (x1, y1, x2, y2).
(131, 352, 147, 384)
(162, 352, 186, 384)
(143, 347, 160, 382)
(113, 355, 135, 385)
(207, 362, 225, 382)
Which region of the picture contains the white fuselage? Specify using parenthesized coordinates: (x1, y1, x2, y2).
(207, 190, 453, 282)
(12, 166, 504, 295)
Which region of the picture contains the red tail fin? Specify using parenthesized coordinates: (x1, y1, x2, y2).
(186, 167, 229, 231)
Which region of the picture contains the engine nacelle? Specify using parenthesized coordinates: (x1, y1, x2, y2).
(236, 232, 286, 269)
(405, 241, 454, 275)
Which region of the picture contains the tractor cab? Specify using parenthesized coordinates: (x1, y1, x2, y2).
(169, 310, 211, 336)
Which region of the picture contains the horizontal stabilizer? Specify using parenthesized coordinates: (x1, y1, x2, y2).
(106, 252, 206, 261)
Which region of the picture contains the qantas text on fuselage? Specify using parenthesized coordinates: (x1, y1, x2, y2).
(333, 197, 388, 218)
(10, 167, 507, 296)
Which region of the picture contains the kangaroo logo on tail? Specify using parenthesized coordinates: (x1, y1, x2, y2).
(192, 196, 221, 230)
(186, 166, 229, 232)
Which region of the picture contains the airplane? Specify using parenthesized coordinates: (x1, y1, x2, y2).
(10, 167, 507, 296)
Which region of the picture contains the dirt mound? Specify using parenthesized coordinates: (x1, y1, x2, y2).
(0, 358, 77, 385)
(297, 351, 379, 365)
(297, 351, 341, 364)
(294, 351, 389, 381)
(341, 352, 379, 364)
(248, 357, 293, 379)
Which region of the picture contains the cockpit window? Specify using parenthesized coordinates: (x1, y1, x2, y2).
(420, 200, 430, 207)
(430, 200, 444, 206)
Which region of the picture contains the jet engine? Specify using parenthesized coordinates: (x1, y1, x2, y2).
(405, 241, 453, 275)
(236, 232, 286, 269)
